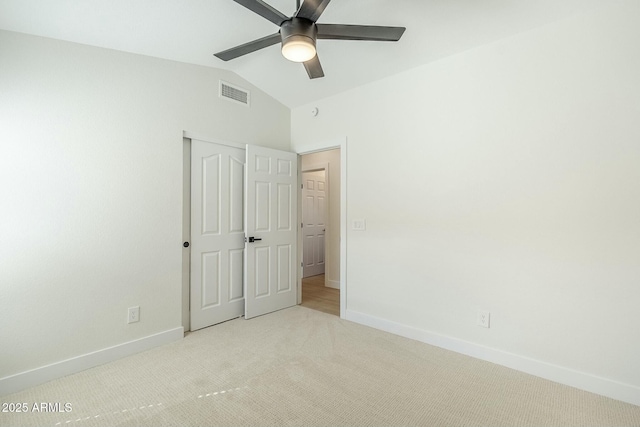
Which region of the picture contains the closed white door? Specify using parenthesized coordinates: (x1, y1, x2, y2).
(302, 170, 326, 278)
(244, 145, 298, 319)
(190, 139, 245, 330)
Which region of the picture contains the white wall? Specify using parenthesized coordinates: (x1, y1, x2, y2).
(301, 149, 340, 288)
(291, 2, 640, 404)
(0, 30, 290, 385)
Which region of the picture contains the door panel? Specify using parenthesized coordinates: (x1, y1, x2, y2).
(277, 184, 292, 230)
(245, 145, 297, 319)
(201, 251, 220, 307)
(255, 246, 270, 298)
(229, 249, 244, 301)
(277, 245, 292, 292)
(230, 157, 245, 233)
(202, 155, 220, 234)
(190, 140, 245, 330)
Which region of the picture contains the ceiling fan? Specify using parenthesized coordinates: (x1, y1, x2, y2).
(214, 0, 406, 79)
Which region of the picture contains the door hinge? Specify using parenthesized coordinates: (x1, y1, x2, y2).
(301, 183, 303, 189)
(301, 222, 303, 228)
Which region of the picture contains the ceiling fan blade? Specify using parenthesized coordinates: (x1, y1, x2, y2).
(232, 0, 288, 26)
(214, 33, 281, 61)
(317, 24, 406, 41)
(303, 55, 324, 79)
(295, 0, 331, 23)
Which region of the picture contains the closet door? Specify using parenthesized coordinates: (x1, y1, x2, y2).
(190, 139, 245, 330)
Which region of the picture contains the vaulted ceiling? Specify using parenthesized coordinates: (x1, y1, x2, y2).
(0, 0, 603, 107)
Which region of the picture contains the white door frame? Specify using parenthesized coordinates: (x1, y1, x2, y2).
(182, 137, 191, 331)
(296, 137, 347, 319)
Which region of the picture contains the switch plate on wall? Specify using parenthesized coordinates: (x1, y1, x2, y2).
(352, 219, 366, 231)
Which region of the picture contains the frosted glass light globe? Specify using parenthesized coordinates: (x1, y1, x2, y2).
(281, 36, 316, 62)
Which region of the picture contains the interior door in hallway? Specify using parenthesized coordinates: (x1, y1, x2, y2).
(190, 139, 245, 330)
(302, 170, 326, 278)
(245, 145, 298, 319)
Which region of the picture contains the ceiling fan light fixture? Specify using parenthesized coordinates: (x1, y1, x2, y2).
(281, 35, 316, 62)
(214, 1, 406, 79)
(280, 17, 317, 63)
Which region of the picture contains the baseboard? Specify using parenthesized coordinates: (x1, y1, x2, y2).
(345, 309, 640, 407)
(0, 327, 184, 396)
(326, 279, 340, 290)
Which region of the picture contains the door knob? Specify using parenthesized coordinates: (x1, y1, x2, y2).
(248, 237, 262, 243)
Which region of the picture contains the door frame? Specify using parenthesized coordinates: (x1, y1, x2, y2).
(296, 137, 347, 318)
(182, 137, 191, 331)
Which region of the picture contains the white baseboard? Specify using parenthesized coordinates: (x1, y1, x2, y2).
(345, 309, 640, 407)
(0, 327, 184, 396)
(326, 279, 340, 290)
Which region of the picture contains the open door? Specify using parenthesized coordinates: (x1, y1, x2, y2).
(244, 145, 298, 319)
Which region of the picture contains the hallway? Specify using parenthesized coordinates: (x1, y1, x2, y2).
(300, 274, 339, 316)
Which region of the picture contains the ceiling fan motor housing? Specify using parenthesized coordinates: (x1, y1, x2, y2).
(280, 17, 317, 62)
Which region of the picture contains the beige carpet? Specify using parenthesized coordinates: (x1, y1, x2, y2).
(2, 306, 639, 427)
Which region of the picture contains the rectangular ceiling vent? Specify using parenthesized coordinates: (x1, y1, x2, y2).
(219, 81, 250, 107)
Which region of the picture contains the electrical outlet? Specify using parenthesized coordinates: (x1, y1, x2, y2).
(477, 310, 490, 328)
(128, 306, 140, 324)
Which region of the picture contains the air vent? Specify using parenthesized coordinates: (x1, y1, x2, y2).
(219, 81, 250, 106)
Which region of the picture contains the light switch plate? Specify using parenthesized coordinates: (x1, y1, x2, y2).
(352, 219, 366, 231)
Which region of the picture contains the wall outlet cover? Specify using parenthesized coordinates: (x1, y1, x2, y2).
(477, 310, 490, 328)
(128, 306, 140, 324)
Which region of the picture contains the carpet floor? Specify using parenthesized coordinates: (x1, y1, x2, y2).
(2, 306, 639, 426)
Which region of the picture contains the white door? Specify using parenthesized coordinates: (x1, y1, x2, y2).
(302, 170, 326, 278)
(190, 140, 245, 330)
(245, 145, 298, 319)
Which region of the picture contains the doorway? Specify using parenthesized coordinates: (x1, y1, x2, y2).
(300, 149, 341, 316)
(300, 274, 339, 316)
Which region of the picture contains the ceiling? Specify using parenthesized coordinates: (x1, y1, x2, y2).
(0, 0, 603, 108)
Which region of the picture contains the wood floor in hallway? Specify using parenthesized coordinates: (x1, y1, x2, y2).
(300, 274, 339, 316)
